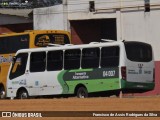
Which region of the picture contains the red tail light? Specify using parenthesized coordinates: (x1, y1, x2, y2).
(153, 68, 155, 82)
(121, 66, 126, 80)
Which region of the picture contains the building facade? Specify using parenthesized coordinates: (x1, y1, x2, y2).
(0, 8, 33, 34)
(34, 0, 160, 96)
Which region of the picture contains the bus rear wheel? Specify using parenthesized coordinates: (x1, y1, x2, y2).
(17, 89, 29, 99)
(77, 87, 88, 98)
(0, 87, 5, 99)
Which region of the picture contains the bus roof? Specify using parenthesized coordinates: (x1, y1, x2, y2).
(0, 30, 70, 37)
(16, 41, 152, 55)
(16, 40, 125, 54)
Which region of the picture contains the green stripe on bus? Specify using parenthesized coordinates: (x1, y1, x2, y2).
(69, 69, 93, 72)
(66, 78, 120, 94)
(57, 70, 69, 94)
(121, 79, 155, 90)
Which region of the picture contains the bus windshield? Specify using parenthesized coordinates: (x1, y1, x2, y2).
(9, 53, 28, 80)
(124, 42, 152, 62)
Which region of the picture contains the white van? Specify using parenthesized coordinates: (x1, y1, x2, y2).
(6, 41, 154, 99)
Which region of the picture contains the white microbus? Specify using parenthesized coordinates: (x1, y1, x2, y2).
(7, 41, 154, 99)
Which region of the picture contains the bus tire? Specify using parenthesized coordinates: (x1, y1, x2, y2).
(0, 86, 5, 99)
(17, 89, 29, 99)
(77, 87, 88, 98)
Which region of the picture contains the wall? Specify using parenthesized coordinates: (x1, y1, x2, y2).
(68, 0, 117, 20)
(34, 5, 67, 31)
(0, 23, 33, 34)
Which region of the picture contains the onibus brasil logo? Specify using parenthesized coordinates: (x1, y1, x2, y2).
(1, 112, 42, 118)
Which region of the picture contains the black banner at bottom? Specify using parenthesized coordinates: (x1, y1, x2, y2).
(1, 111, 160, 117)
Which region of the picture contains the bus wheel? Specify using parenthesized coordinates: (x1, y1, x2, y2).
(17, 89, 29, 99)
(77, 87, 88, 98)
(0, 87, 5, 99)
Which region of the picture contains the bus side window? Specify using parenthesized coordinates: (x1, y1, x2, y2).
(30, 52, 46, 72)
(101, 46, 119, 67)
(47, 50, 63, 71)
(82, 48, 100, 69)
(9, 53, 28, 79)
(64, 49, 81, 70)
